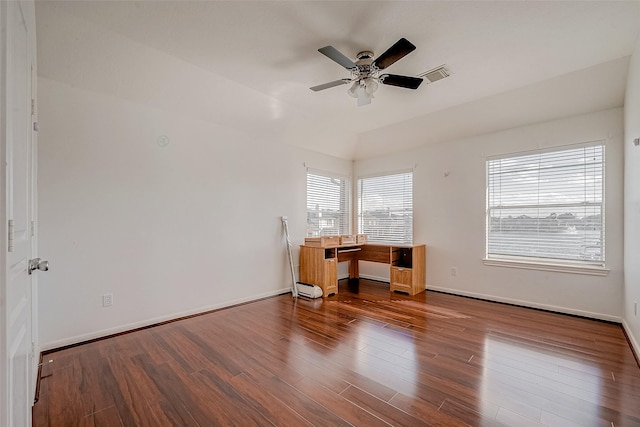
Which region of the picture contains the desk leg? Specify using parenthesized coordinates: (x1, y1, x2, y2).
(347, 258, 359, 294)
(349, 258, 359, 280)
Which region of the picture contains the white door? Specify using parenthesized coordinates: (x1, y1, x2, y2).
(1, 1, 38, 426)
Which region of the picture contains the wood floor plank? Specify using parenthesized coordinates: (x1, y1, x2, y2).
(229, 372, 314, 427)
(438, 398, 505, 427)
(268, 375, 353, 426)
(294, 376, 392, 427)
(33, 279, 640, 427)
(78, 406, 123, 427)
(44, 364, 86, 423)
(388, 391, 471, 427)
(187, 367, 273, 426)
(129, 354, 202, 426)
(107, 351, 183, 426)
(340, 384, 431, 427)
(31, 374, 49, 425)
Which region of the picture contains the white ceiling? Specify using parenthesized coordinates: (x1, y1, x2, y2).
(35, 1, 640, 159)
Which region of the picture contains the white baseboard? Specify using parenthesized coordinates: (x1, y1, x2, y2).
(622, 318, 640, 362)
(426, 285, 622, 323)
(40, 287, 291, 351)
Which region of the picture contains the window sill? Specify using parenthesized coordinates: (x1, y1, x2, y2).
(482, 258, 609, 276)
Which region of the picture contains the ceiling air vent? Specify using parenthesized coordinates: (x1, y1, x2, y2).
(418, 65, 451, 84)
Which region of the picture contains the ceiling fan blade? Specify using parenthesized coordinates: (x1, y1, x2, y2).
(380, 74, 423, 89)
(318, 46, 357, 69)
(310, 79, 351, 92)
(373, 38, 416, 70)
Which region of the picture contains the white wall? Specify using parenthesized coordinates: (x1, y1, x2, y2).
(355, 108, 624, 321)
(36, 21, 351, 349)
(624, 35, 640, 355)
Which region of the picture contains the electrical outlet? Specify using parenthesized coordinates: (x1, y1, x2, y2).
(450, 267, 457, 277)
(102, 293, 113, 307)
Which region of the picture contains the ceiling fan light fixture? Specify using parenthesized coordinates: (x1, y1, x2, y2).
(347, 81, 360, 98)
(347, 79, 377, 106)
(364, 77, 378, 95)
(357, 90, 372, 107)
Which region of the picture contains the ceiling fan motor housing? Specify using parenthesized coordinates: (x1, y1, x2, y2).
(354, 51, 377, 81)
(356, 51, 374, 62)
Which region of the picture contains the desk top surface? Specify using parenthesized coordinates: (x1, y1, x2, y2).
(300, 243, 424, 249)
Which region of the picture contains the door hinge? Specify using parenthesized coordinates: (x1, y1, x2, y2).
(31, 221, 35, 237)
(8, 219, 14, 252)
(31, 99, 36, 116)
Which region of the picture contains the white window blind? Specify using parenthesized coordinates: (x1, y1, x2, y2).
(306, 171, 350, 236)
(487, 143, 604, 265)
(357, 171, 413, 244)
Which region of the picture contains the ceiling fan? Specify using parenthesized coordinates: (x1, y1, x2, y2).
(310, 38, 423, 107)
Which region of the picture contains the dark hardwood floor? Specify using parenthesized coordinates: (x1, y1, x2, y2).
(33, 279, 640, 426)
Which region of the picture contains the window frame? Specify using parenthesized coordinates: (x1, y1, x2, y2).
(306, 168, 351, 237)
(356, 169, 414, 245)
(483, 141, 608, 276)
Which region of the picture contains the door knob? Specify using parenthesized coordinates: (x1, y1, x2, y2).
(28, 258, 49, 275)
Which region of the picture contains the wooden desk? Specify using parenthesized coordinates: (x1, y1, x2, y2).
(299, 243, 426, 297)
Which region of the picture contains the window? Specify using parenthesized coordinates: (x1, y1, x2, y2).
(357, 171, 413, 244)
(486, 143, 604, 267)
(306, 171, 350, 236)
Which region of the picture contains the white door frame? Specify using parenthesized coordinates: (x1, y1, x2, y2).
(0, 0, 8, 416)
(29, 59, 39, 405)
(1, 1, 38, 425)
